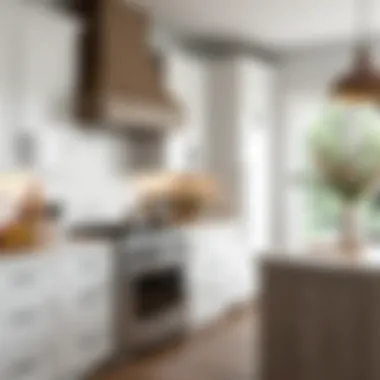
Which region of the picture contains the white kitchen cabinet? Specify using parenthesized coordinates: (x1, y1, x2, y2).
(0, 0, 20, 170)
(183, 223, 253, 329)
(0, 343, 57, 380)
(56, 243, 114, 380)
(0, 1, 80, 129)
(21, 3, 80, 124)
(0, 243, 114, 380)
(0, 255, 58, 380)
(0, 0, 81, 172)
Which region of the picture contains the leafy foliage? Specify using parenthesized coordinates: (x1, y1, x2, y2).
(309, 104, 380, 202)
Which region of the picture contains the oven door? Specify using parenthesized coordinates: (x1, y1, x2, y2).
(132, 267, 183, 320)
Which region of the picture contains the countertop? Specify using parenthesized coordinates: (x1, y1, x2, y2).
(261, 247, 380, 272)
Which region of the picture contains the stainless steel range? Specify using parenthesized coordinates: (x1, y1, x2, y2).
(114, 224, 187, 357)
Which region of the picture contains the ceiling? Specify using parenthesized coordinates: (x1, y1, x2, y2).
(137, 0, 380, 50)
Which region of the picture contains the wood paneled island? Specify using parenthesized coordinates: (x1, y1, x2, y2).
(260, 253, 380, 380)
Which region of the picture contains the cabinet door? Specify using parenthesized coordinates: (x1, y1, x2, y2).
(185, 225, 252, 328)
(22, 3, 79, 125)
(0, 0, 19, 170)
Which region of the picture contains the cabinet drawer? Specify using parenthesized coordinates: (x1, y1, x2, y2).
(65, 326, 113, 377)
(0, 340, 56, 380)
(68, 282, 113, 326)
(0, 299, 54, 343)
(65, 245, 111, 287)
(0, 258, 51, 308)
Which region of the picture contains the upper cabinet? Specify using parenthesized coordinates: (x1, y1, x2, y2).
(0, 1, 80, 170)
(0, 0, 16, 170)
(12, 2, 81, 125)
(25, 6, 78, 97)
(75, 0, 179, 128)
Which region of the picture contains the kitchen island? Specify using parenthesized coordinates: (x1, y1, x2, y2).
(261, 252, 380, 380)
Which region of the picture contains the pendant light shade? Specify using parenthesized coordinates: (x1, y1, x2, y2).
(332, 46, 380, 102)
(331, 0, 380, 103)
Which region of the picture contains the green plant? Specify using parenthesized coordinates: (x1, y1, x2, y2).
(309, 104, 380, 202)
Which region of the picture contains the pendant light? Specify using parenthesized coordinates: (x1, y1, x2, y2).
(331, 0, 380, 103)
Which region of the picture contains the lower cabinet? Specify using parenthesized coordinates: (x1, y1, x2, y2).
(183, 223, 253, 329)
(0, 242, 114, 380)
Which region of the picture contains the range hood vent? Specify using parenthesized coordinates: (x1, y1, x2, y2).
(73, 0, 180, 128)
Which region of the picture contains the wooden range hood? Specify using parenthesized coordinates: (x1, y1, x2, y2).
(71, 0, 180, 128)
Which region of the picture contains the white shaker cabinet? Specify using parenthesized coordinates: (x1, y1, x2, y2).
(0, 255, 58, 380)
(0, 1, 81, 171)
(57, 243, 114, 380)
(0, 243, 114, 380)
(21, 3, 80, 124)
(184, 223, 253, 329)
(0, 0, 21, 170)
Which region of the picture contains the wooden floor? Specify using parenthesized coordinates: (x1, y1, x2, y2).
(95, 308, 256, 380)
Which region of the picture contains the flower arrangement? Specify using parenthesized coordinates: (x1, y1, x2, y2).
(309, 104, 380, 257)
(309, 105, 380, 201)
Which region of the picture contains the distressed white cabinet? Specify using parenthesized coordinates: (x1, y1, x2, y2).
(183, 223, 253, 329)
(0, 0, 81, 171)
(0, 243, 114, 380)
(57, 243, 114, 380)
(0, 0, 20, 170)
(0, 1, 80, 129)
(0, 255, 58, 380)
(21, 3, 80, 124)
